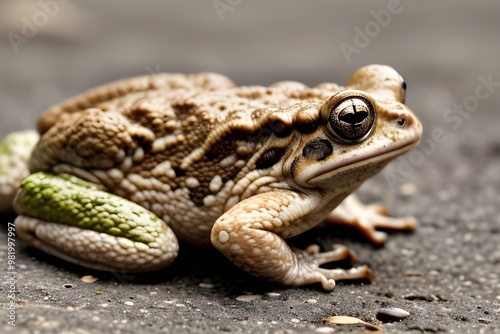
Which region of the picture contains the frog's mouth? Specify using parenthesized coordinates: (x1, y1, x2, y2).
(303, 138, 420, 185)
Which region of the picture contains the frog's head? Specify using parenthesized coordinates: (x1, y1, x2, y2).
(285, 65, 422, 191)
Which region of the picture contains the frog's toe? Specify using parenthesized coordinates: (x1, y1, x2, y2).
(327, 195, 417, 245)
(354, 212, 417, 245)
(303, 244, 356, 267)
(318, 266, 374, 291)
(15, 215, 178, 272)
(285, 245, 372, 291)
(371, 214, 417, 231)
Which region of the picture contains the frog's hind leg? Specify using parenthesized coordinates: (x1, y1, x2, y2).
(325, 194, 417, 245)
(15, 216, 178, 272)
(14, 172, 179, 272)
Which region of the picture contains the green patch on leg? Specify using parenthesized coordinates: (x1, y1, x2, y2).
(14, 172, 164, 245)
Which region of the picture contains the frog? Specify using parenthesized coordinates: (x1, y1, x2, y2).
(0, 64, 422, 291)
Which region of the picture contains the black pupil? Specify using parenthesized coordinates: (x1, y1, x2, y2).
(339, 105, 368, 125)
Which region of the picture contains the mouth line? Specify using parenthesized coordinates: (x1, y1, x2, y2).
(306, 138, 420, 184)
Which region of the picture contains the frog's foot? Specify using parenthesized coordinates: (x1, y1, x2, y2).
(14, 172, 179, 272)
(211, 190, 373, 291)
(0, 130, 39, 213)
(326, 194, 417, 245)
(285, 245, 373, 291)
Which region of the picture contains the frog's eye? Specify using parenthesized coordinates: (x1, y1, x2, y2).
(327, 95, 375, 143)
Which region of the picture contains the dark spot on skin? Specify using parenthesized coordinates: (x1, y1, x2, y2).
(290, 156, 300, 178)
(222, 167, 242, 182)
(130, 133, 153, 151)
(267, 120, 292, 138)
(302, 138, 333, 161)
(295, 121, 319, 134)
(173, 167, 185, 177)
(189, 188, 209, 207)
(188, 165, 244, 207)
(256, 147, 287, 170)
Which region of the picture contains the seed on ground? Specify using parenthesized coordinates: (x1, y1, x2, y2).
(376, 307, 410, 322)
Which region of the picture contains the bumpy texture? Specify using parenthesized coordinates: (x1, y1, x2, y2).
(15, 172, 166, 244)
(0, 130, 39, 212)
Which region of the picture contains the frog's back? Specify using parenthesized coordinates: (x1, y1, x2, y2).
(37, 73, 237, 134)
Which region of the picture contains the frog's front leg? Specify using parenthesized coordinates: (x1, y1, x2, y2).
(211, 190, 372, 291)
(326, 194, 417, 245)
(14, 172, 178, 272)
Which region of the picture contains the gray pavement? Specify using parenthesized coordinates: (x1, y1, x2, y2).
(1, 1, 499, 333)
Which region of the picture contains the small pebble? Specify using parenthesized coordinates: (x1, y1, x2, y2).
(124, 301, 134, 306)
(265, 292, 281, 297)
(304, 298, 318, 303)
(376, 307, 410, 322)
(324, 316, 365, 325)
(323, 315, 383, 332)
(81, 275, 99, 283)
(291, 318, 300, 323)
(235, 294, 262, 302)
(198, 283, 215, 289)
(63, 284, 73, 288)
(314, 327, 335, 334)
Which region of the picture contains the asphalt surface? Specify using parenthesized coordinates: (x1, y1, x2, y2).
(1, 1, 499, 333)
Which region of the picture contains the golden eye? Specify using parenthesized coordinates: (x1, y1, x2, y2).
(327, 95, 375, 142)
